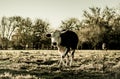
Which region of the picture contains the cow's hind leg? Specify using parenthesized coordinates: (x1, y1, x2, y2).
(65, 54, 70, 66)
(69, 49, 75, 66)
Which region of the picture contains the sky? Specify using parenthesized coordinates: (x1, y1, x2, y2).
(0, 0, 119, 29)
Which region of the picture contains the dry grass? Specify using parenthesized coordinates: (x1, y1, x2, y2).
(0, 50, 120, 79)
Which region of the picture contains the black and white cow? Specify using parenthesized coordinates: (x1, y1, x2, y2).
(46, 30, 78, 66)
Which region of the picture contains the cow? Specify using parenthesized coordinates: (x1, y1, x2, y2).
(46, 30, 78, 67)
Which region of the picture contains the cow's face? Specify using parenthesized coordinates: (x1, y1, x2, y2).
(46, 30, 61, 47)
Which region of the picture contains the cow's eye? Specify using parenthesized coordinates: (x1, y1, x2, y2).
(46, 34, 51, 37)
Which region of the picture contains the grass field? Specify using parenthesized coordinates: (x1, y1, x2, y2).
(0, 50, 120, 79)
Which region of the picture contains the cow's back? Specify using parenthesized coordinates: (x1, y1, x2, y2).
(60, 30, 78, 49)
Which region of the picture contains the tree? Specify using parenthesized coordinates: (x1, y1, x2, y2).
(79, 6, 118, 49)
(78, 7, 120, 48)
(0, 16, 24, 49)
(19, 17, 33, 49)
(60, 18, 81, 31)
(32, 19, 49, 49)
(0, 16, 24, 39)
(1, 16, 6, 38)
(80, 7, 103, 49)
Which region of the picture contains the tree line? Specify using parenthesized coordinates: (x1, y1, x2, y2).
(0, 6, 120, 50)
(0, 16, 50, 49)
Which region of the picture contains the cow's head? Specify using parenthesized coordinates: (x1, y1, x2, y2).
(46, 30, 65, 47)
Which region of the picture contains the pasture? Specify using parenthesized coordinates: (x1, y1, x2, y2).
(0, 50, 120, 79)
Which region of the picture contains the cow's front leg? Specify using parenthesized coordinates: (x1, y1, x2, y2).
(58, 47, 67, 67)
(61, 48, 70, 66)
(58, 46, 69, 67)
(58, 54, 66, 67)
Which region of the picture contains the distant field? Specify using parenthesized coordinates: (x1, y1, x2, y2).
(0, 50, 120, 79)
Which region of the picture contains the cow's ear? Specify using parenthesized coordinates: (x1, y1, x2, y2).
(46, 34, 51, 37)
